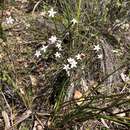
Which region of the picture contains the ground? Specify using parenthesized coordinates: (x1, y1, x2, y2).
(0, 0, 130, 130)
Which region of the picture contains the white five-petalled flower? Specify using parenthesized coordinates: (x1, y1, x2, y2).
(63, 64, 70, 71)
(98, 54, 103, 59)
(56, 42, 62, 50)
(71, 18, 78, 25)
(48, 8, 56, 17)
(75, 54, 82, 60)
(55, 52, 61, 58)
(67, 58, 74, 63)
(67, 58, 77, 68)
(40, 45, 48, 52)
(6, 16, 15, 24)
(35, 50, 41, 58)
(63, 64, 70, 76)
(49, 35, 57, 44)
(93, 44, 101, 51)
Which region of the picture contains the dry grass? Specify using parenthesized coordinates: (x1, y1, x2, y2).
(0, 0, 130, 130)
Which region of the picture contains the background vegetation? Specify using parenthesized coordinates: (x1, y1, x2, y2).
(0, 0, 130, 129)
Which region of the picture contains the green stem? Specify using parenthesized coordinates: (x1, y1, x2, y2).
(77, 0, 82, 21)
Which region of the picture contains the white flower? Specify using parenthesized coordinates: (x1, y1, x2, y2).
(55, 52, 61, 58)
(6, 16, 15, 24)
(35, 50, 41, 58)
(94, 44, 101, 51)
(48, 8, 56, 17)
(67, 57, 74, 63)
(71, 18, 78, 25)
(49, 35, 57, 44)
(75, 54, 82, 60)
(67, 58, 77, 68)
(98, 54, 103, 59)
(40, 45, 48, 52)
(70, 61, 77, 68)
(63, 64, 70, 76)
(56, 42, 62, 50)
(63, 64, 70, 71)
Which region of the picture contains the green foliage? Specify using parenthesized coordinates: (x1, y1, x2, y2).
(0, 0, 130, 129)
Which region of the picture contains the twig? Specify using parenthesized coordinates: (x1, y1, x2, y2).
(32, 0, 42, 15)
(1, 92, 14, 130)
(7, 110, 32, 130)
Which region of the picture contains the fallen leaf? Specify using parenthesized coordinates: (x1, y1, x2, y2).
(74, 90, 84, 105)
(74, 90, 82, 99)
